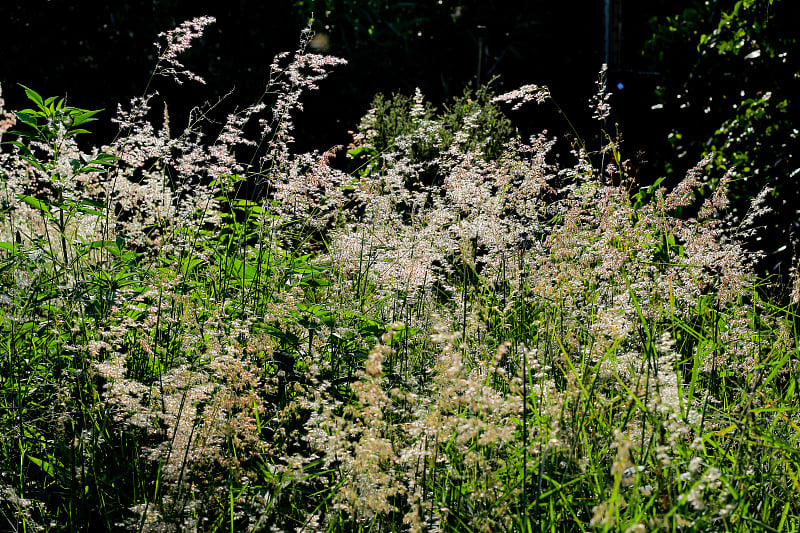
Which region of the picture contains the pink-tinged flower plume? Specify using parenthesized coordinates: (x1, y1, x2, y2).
(154, 16, 216, 84)
(492, 84, 550, 110)
(0, 84, 16, 142)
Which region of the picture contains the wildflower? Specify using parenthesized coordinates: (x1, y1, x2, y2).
(0, 84, 17, 142)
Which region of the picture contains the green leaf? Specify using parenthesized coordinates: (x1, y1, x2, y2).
(105, 245, 140, 262)
(65, 129, 91, 138)
(14, 112, 38, 127)
(17, 108, 43, 117)
(44, 95, 59, 110)
(87, 240, 118, 250)
(302, 277, 331, 287)
(19, 195, 55, 220)
(71, 109, 103, 127)
(359, 320, 383, 337)
(19, 85, 44, 108)
(19, 155, 45, 172)
(92, 153, 120, 162)
(181, 256, 205, 275)
(80, 198, 106, 210)
(27, 455, 56, 478)
(347, 146, 377, 158)
(390, 325, 422, 342)
(231, 199, 260, 209)
(231, 258, 257, 280)
(76, 205, 105, 217)
(80, 153, 119, 172)
(2, 140, 35, 156)
(261, 325, 300, 346)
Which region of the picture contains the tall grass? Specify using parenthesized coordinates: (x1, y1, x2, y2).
(1, 18, 800, 532)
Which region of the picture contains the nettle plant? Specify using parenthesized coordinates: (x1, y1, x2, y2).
(1, 16, 799, 533)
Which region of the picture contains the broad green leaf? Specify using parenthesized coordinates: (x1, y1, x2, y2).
(302, 277, 330, 287)
(16, 154, 45, 171)
(90, 153, 120, 162)
(71, 109, 103, 126)
(87, 240, 118, 250)
(77, 165, 108, 173)
(80, 154, 119, 172)
(65, 129, 92, 138)
(13, 112, 38, 127)
(27, 455, 56, 478)
(261, 325, 300, 346)
(231, 199, 259, 209)
(19, 85, 44, 108)
(19, 195, 55, 219)
(76, 199, 106, 216)
(347, 146, 377, 157)
(231, 258, 257, 280)
(390, 325, 422, 341)
(2, 140, 35, 156)
(105, 246, 140, 262)
(181, 256, 205, 275)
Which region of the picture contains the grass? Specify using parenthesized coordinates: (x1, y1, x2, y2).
(2, 18, 800, 532)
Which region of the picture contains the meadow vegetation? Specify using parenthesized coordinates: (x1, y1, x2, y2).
(2, 17, 800, 532)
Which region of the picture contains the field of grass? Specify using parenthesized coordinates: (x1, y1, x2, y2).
(2, 18, 800, 532)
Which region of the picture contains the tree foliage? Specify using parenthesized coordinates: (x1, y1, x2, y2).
(646, 0, 799, 283)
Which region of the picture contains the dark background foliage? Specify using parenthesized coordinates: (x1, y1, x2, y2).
(1, 0, 668, 151)
(2, 0, 798, 284)
(644, 0, 800, 288)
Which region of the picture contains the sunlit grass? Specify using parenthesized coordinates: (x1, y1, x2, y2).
(1, 19, 800, 533)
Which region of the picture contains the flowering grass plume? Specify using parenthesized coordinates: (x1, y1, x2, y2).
(154, 16, 217, 84)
